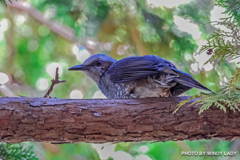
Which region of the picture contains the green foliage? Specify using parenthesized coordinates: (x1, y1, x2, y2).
(174, 89, 240, 114)
(146, 141, 181, 160)
(228, 67, 240, 92)
(45, 143, 100, 160)
(0, 0, 12, 6)
(197, 0, 240, 65)
(0, 143, 38, 160)
(177, 0, 215, 38)
(216, 0, 240, 24)
(174, 0, 240, 114)
(175, 67, 240, 115)
(197, 17, 240, 65)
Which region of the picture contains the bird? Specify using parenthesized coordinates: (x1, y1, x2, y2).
(68, 54, 213, 99)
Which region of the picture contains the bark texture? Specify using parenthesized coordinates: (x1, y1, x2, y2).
(0, 97, 239, 143)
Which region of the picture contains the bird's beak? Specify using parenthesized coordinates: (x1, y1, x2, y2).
(68, 64, 88, 71)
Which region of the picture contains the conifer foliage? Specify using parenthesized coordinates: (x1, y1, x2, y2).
(0, 143, 38, 160)
(0, 0, 12, 6)
(176, 0, 240, 114)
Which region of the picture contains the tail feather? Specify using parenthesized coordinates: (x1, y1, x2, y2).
(173, 70, 213, 93)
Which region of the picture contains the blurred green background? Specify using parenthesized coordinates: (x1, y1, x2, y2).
(0, 0, 240, 159)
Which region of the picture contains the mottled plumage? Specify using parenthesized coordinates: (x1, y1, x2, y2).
(69, 54, 212, 98)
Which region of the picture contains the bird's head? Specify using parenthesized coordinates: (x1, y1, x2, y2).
(68, 54, 117, 84)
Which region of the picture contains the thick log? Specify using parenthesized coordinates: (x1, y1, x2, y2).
(0, 97, 239, 144)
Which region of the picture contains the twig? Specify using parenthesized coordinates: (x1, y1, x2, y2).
(44, 67, 66, 98)
(0, 84, 16, 97)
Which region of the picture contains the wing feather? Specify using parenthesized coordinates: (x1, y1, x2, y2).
(107, 55, 213, 93)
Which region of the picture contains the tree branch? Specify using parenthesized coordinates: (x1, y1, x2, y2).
(7, 1, 76, 42)
(0, 96, 239, 144)
(44, 67, 66, 98)
(6, 1, 112, 53)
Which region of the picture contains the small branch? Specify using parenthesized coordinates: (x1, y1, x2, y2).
(0, 84, 16, 97)
(7, 1, 76, 42)
(6, 1, 112, 53)
(44, 67, 66, 98)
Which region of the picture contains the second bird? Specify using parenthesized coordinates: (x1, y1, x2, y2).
(69, 54, 213, 99)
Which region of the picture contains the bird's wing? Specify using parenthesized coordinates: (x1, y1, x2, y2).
(108, 55, 212, 92)
(108, 55, 176, 82)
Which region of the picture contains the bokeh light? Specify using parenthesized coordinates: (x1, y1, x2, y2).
(17, 24, 33, 37)
(174, 16, 200, 39)
(193, 52, 212, 69)
(36, 78, 49, 90)
(224, 77, 228, 83)
(14, 70, 26, 81)
(112, 151, 132, 160)
(44, 5, 57, 19)
(203, 63, 214, 72)
(92, 143, 115, 160)
(22, 2, 30, 7)
(72, 45, 91, 63)
(103, 43, 112, 51)
(43, 40, 55, 53)
(70, 89, 84, 99)
(229, 57, 240, 64)
(15, 14, 26, 26)
(0, 19, 10, 32)
(0, 19, 8, 41)
(135, 154, 151, 160)
(27, 40, 39, 52)
(46, 62, 63, 78)
(211, 6, 226, 24)
(190, 63, 199, 74)
(0, 72, 9, 84)
(117, 45, 130, 55)
(38, 25, 50, 37)
(211, 6, 232, 33)
(139, 145, 149, 153)
(147, 0, 191, 8)
(92, 90, 106, 99)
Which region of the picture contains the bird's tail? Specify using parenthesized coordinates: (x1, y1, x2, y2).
(173, 70, 214, 93)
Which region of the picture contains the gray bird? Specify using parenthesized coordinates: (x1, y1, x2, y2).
(68, 54, 212, 98)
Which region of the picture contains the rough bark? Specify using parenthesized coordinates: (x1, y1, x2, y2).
(0, 97, 239, 144)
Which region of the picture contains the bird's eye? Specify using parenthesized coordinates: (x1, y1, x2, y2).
(95, 61, 101, 65)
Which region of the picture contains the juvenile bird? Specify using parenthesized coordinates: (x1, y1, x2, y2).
(68, 54, 212, 98)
